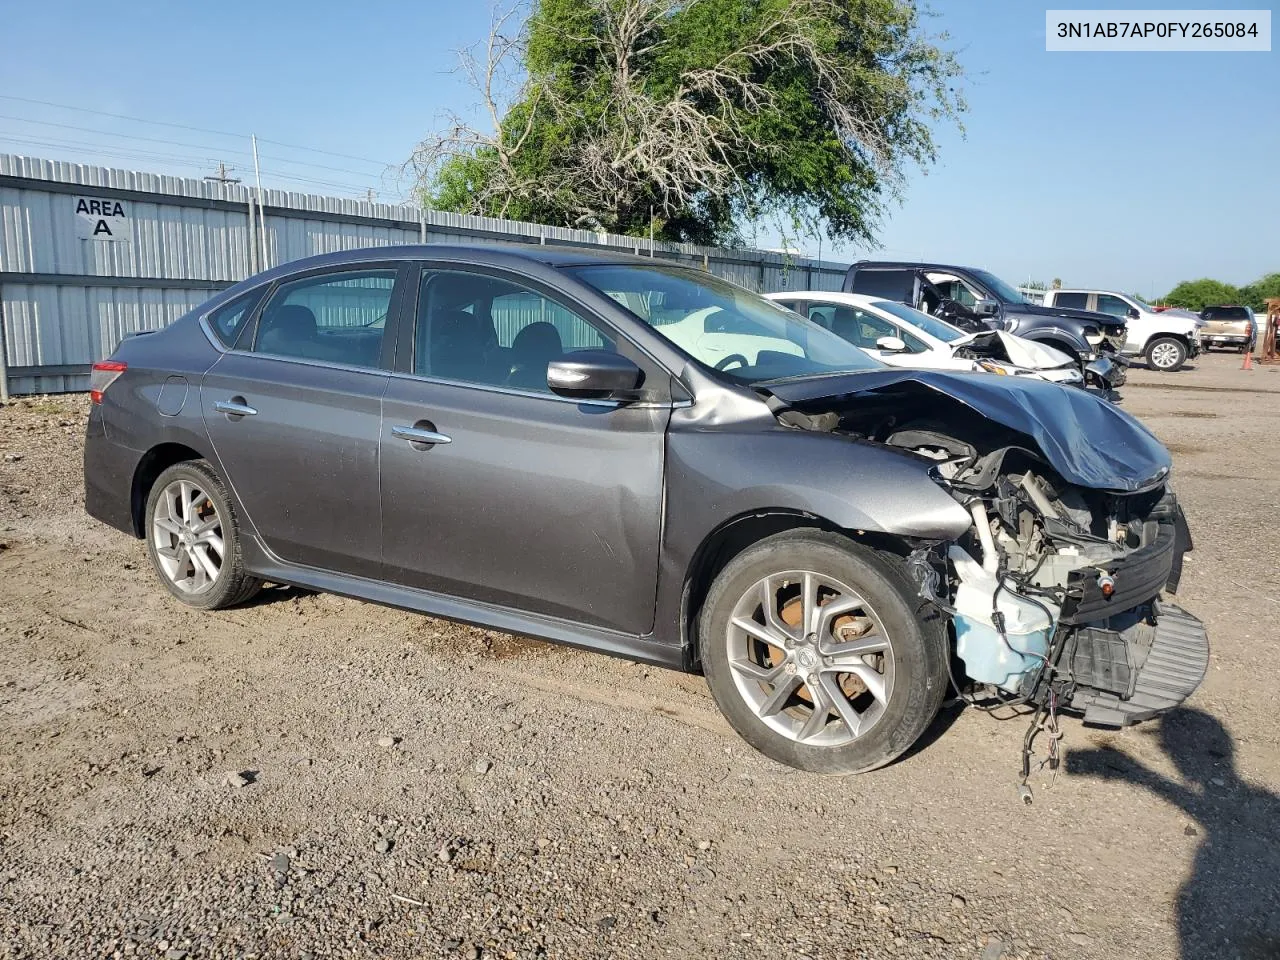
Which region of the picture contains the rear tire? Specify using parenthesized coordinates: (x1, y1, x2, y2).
(1146, 336, 1187, 372)
(144, 459, 262, 610)
(699, 530, 947, 775)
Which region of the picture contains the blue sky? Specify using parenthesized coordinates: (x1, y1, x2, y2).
(0, 1, 1275, 295)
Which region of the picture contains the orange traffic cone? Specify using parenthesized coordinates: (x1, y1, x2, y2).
(1242, 349, 1254, 370)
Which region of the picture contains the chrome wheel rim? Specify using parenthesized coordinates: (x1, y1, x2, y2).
(725, 571, 896, 747)
(151, 480, 225, 595)
(1150, 342, 1181, 368)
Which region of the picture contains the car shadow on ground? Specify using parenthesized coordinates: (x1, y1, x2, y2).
(235, 583, 317, 608)
(895, 698, 968, 765)
(1128, 360, 1199, 373)
(1066, 707, 1280, 959)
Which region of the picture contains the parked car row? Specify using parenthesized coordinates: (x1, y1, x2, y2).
(83, 244, 1208, 778)
(1040, 288, 1203, 371)
(1198, 304, 1256, 351)
(766, 292, 1085, 387)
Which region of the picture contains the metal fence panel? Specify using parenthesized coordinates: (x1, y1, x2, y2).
(1, 153, 850, 395)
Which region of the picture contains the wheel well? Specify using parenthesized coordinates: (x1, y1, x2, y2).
(130, 443, 205, 537)
(1028, 336, 1081, 359)
(1146, 332, 1189, 351)
(679, 511, 911, 671)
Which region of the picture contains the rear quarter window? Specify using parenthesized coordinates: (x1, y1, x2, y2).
(205, 290, 265, 348)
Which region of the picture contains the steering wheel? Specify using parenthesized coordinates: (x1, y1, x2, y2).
(714, 353, 749, 371)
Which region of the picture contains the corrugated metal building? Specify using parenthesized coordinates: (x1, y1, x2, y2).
(0, 154, 848, 396)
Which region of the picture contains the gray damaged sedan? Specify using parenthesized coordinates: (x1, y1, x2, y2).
(84, 245, 1208, 775)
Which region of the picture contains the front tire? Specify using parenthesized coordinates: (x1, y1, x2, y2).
(1146, 336, 1188, 372)
(699, 531, 947, 775)
(144, 460, 262, 610)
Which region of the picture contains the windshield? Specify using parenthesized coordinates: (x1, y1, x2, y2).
(969, 269, 1027, 305)
(869, 299, 966, 343)
(566, 264, 882, 383)
(1131, 294, 1153, 311)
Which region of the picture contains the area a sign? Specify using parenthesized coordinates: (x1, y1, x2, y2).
(73, 196, 131, 242)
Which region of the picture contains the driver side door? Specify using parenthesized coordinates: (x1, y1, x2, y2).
(1095, 293, 1144, 352)
(378, 265, 673, 635)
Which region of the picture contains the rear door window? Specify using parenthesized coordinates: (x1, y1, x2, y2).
(1053, 292, 1089, 310)
(253, 269, 398, 369)
(848, 269, 916, 303)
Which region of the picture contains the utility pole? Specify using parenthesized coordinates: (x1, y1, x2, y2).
(364, 188, 377, 204)
(203, 162, 241, 185)
(250, 134, 269, 270)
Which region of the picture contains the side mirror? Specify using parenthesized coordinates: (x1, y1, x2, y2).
(547, 350, 643, 399)
(875, 335, 907, 353)
(974, 297, 1000, 316)
(1127, 306, 1140, 319)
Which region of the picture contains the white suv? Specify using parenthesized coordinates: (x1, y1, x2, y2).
(1040, 289, 1202, 371)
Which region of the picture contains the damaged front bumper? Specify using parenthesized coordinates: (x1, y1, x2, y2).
(1019, 495, 1208, 727)
(915, 468, 1207, 731)
(1083, 353, 1127, 400)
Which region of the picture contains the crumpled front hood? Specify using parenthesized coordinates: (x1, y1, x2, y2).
(1012, 303, 1123, 329)
(761, 370, 1171, 493)
(954, 331, 1077, 370)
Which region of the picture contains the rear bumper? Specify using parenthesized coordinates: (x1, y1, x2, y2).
(83, 406, 140, 536)
(1202, 334, 1249, 346)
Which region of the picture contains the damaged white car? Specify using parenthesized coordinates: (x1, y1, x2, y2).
(766, 291, 1090, 390)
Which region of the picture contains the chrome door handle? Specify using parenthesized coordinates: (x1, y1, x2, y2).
(392, 425, 452, 445)
(214, 400, 258, 417)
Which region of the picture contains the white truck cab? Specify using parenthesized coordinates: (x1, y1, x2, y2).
(1041, 289, 1202, 371)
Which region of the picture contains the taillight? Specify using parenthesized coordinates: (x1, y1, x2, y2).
(89, 360, 127, 404)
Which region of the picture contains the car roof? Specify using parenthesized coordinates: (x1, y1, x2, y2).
(850, 260, 988, 274)
(766, 290, 883, 307)
(1053, 288, 1133, 296)
(252, 242, 678, 282)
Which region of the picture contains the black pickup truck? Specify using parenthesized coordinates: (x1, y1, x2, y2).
(844, 261, 1128, 394)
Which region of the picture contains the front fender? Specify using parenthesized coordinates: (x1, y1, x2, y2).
(666, 427, 972, 543)
(1018, 326, 1089, 355)
(651, 423, 972, 653)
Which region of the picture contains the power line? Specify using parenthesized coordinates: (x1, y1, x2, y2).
(0, 132, 390, 197)
(0, 94, 245, 139)
(0, 94, 395, 167)
(0, 112, 252, 158)
(0, 113, 394, 179)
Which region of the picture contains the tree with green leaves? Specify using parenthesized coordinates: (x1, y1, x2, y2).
(1240, 273, 1280, 312)
(1161, 278, 1241, 312)
(412, 0, 965, 246)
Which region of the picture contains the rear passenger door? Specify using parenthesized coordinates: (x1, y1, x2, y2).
(378, 265, 670, 635)
(201, 264, 408, 577)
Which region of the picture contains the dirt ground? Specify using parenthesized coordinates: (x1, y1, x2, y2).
(2, 351, 1279, 960)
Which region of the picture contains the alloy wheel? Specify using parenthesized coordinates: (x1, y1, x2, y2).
(1150, 341, 1182, 369)
(151, 479, 225, 594)
(724, 570, 896, 747)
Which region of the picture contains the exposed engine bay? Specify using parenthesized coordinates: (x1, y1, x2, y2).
(762, 371, 1209, 794)
(953, 329, 1076, 373)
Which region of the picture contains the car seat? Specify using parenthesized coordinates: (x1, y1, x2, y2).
(507, 321, 564, 390)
